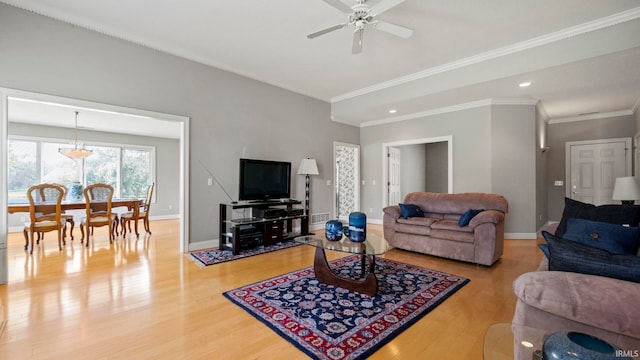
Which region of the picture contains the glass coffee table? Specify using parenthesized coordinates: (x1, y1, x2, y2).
(484, 323, 547, 360)
(295, 233, 389, 297)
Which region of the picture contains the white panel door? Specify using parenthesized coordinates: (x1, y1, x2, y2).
(387, 147, 401, 206)
(569, 140, 629, 205)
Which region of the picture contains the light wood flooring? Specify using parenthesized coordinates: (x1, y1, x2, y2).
(0, 220, 542, 359)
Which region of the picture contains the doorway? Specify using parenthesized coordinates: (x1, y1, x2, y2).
(566, 138, 631, 205)
(388, 147, 401, 206)
(0, 88, 190, 284)
(382, 136, 453, 209)
(333, 142, 360, 221)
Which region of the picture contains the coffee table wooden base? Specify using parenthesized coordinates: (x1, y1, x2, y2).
(313, 246, 378, 297)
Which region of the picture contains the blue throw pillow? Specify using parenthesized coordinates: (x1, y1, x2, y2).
(563, 218, 639, 255)
(556, 197, 640, 237)
(399, 203, 424, 219)
(542, 231, 640, 283)
(458, 209, 483, 227)
(538, 243, 550, 258)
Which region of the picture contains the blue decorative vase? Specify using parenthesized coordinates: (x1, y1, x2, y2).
(543, 331, 628, 360)
(343, 212, 366, 242)
(325, 220, 343, 241)
(68, 182, 84, 200)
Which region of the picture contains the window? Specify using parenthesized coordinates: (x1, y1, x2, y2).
(7, 137, 155, 202)
(8, 140, 37, 201)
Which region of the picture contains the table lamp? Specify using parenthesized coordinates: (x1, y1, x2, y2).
(612, 176, 640, 205)
(298, 158, 319, 215)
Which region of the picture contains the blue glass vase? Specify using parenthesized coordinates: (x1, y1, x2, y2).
(325, 220, 343, 241)
(543, 331, 628, 360)
(343, 212, 366, 242)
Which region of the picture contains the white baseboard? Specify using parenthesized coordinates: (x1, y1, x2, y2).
(505, 232, 538, 239)
(149, 214, 180, 221)
(8, 226, 22, 233)
(188, 239, 219, 252)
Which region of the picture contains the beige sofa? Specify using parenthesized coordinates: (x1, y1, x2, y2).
(382, 192, 509, 266)
(512, 223, 640, 355)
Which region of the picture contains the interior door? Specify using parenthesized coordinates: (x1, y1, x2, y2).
(568, 139, 630, 205)
(334, 142, 360, 221)
(387, 147, 401, 206)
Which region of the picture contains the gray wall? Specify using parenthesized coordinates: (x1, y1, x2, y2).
(361, 104, 537, 235)
(397, 144, 426, 197)
(546, 115, 636, 220)
(490, 105, 537, 235)
(360, 105, 537, 237)
(535, 105, 548, 230)
(7, 122, 179, 227)
(361, 106, 492, 221)
(425, 141, 449, 193)
(0, 4, 359, 247)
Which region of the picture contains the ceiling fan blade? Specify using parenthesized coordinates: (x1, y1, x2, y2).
(307, 24, 346, 39)
(352, 28, 363, 54)
(372, 20, 413, 39)
(320, 0, 353, 13)
(369, 0, 405, 16)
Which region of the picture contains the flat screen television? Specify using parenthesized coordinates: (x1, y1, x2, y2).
(238, 158, 291, 201)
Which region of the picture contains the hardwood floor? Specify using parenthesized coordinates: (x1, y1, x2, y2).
(0, 221, 542, 359)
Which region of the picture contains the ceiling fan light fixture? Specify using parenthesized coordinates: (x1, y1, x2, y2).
(309, 0, 413, 53)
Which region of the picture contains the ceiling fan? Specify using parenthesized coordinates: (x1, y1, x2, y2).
(308, 0, 414, 54)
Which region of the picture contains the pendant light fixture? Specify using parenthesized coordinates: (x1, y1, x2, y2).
(58, 111, 92, 160)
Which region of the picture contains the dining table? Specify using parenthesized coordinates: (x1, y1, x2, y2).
(8, 198, 145, 236)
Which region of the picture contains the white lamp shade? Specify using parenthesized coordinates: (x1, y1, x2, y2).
(298, 158, 319, 175)
(612, 176, 640, 201)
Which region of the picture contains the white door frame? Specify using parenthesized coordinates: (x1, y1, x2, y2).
(333, 142, 360, 220)
(382, 136, 453, 210)
(0, 88, 190, 284)
(565, 137, 632, 199)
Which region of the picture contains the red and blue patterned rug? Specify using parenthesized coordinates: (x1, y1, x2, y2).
(223, 255, 470, 360)
(190, 241, 302, 266)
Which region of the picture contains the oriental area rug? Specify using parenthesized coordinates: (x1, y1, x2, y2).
(190, 241, 302, 266)
(223, 255, 470, 360)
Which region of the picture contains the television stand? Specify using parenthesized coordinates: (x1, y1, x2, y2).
(219, 200, 311, 255)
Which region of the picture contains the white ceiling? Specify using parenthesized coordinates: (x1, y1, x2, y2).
(3, 0, 640, 128)
(8, 97, 182, 139)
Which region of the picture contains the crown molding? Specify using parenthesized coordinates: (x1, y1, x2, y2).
(358, 98, 536, 128)
(332, 7, 640, 103)
(548, 110, 634, 124)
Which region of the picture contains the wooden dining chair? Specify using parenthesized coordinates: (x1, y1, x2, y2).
(40, 183, 75, 240)
(120, 183, 154, 237)
(80, 183, 116, 246)
(23, 184, 66, 254)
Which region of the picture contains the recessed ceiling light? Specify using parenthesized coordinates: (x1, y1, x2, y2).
(518, 82, 532, 88)
(388, 109, 397, 114)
